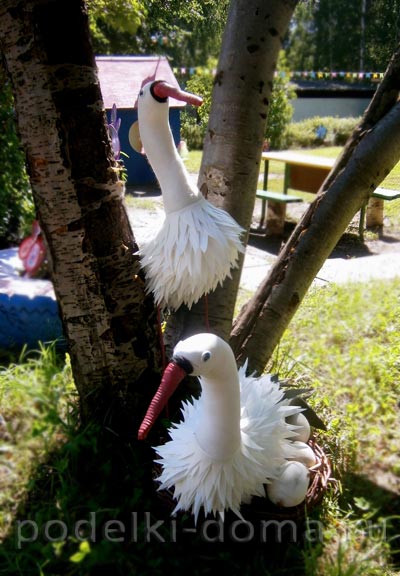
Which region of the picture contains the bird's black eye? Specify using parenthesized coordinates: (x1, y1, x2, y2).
(202, 351, 211, 362)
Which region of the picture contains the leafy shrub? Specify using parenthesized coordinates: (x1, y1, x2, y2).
(286, 116, 360, 149)
(265, 52, 296, 150)
(180, 68, 214, 150)
(0, 71, 35, 247)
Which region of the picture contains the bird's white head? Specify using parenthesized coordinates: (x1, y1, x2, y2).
(138, 333, 239, 441)
(137, 79, 203, 122)
(172, 333, 235, 379)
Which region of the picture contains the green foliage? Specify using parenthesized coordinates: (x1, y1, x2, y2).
(286, 0, 400, 72)
(265, 52, 296, 150)
(365, 0, 400, 71)
(87, 0, 146, 54)
(285, 1, 316, 71)
(285, 116, 359, 149)
(180, 66, 214, 150)
(140, 0, 228, 65)
(88, 0, 228, 66)
(0, 72, 35, 246)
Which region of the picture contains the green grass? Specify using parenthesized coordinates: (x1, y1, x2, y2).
(124, 195, 159, 211)
(270, 279, 400, 575)
(183, 149, 203, 173)
(0, 278, 399, 574)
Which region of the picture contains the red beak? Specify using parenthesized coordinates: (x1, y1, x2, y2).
(138, 361, 187, 440)
(152, 80, 203, 107)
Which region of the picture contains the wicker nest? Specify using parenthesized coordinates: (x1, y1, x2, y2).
(153, 438, 332, 523)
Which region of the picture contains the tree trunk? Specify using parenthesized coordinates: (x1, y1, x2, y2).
(231, 45, 400, 373)
(164, 0, 299, 352)
(0, 0, 161, 431)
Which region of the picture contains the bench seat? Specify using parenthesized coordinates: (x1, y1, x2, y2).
(358, 187, 400, 240)
(256, 190, 304, 204)
(255, 190, 304, 233)
(372, 187, 400, 201)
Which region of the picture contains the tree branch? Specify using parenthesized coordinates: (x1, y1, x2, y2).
(230, 45, 400, 372)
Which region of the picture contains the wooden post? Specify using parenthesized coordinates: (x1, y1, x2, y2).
(266, 202, 286, 236)
(366, 197, 384, 227)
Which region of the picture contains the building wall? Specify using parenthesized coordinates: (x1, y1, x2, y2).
(291, 97, 372, 122)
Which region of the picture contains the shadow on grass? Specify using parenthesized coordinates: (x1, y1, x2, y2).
(340, 471, 400, 569)
(0, 422, 328, 576)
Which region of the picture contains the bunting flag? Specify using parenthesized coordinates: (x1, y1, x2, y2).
(173, 66, 384, 80)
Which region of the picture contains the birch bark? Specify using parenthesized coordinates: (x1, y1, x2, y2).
(0, 0, 161, 429)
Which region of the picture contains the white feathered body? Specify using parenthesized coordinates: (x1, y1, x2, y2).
(155, 363, 302, 521)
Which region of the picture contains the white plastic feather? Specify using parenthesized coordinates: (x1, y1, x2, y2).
(145, 334, 305, 522)
(136, 80, 245, 310)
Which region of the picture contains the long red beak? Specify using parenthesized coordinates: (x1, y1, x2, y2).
(138, 361, 187, 440)
(152, 80, 203, 107)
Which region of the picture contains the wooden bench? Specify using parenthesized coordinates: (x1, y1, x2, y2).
(359, 187, 400, 240)
(256, 190, 304, 236)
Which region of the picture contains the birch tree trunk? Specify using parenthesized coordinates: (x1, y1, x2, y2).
(164, 0, 299, 351)
(231, 45, 400, 373)
(0, 0, 161, 430)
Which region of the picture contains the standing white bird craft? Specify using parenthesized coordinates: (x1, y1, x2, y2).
(136, 80, 245, 311)
(138, 333, 318, 521)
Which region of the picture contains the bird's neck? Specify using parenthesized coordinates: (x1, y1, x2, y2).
(139, 108, 199, 213)
(195, 366, 242, 462)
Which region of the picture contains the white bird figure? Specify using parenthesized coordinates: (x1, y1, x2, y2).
(138, 333, 312, 521)
(136, 80, 245, 311)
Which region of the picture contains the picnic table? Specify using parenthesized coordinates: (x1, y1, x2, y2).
(256, 151, 336, 235)
(256, 151, 400, 239)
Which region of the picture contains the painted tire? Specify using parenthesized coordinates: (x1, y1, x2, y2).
(0, 248, 65, 352)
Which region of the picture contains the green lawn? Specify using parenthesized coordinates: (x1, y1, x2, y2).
(0, 146, 399, 576)
(0, 276, 399, 575)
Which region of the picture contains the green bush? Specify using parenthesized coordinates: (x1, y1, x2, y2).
(265, 52, 296, 150)
(286, 116, 359, 149)
(0, 71, 35, 247)
(180, 69, 214, 150)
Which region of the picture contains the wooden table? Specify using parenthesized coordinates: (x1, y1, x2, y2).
(259, 151, 400, 239)
(258, 151, 336, 234)
(262, 150, 336, 194)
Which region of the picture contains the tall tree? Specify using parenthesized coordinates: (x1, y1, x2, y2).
(87, 0, 146, 54)
(284, 0, 315, 71)
(88, 0, 229, 67)
(286, 0, 400, 72)
(165, 0, 300, 348)
(231, 46, 400, 372)
(365, 0, 400, 69)
(0, 0, 161, 431)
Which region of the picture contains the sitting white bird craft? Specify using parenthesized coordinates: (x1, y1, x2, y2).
(136, 80, 245, 311)
(138, 333, 319, 521)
